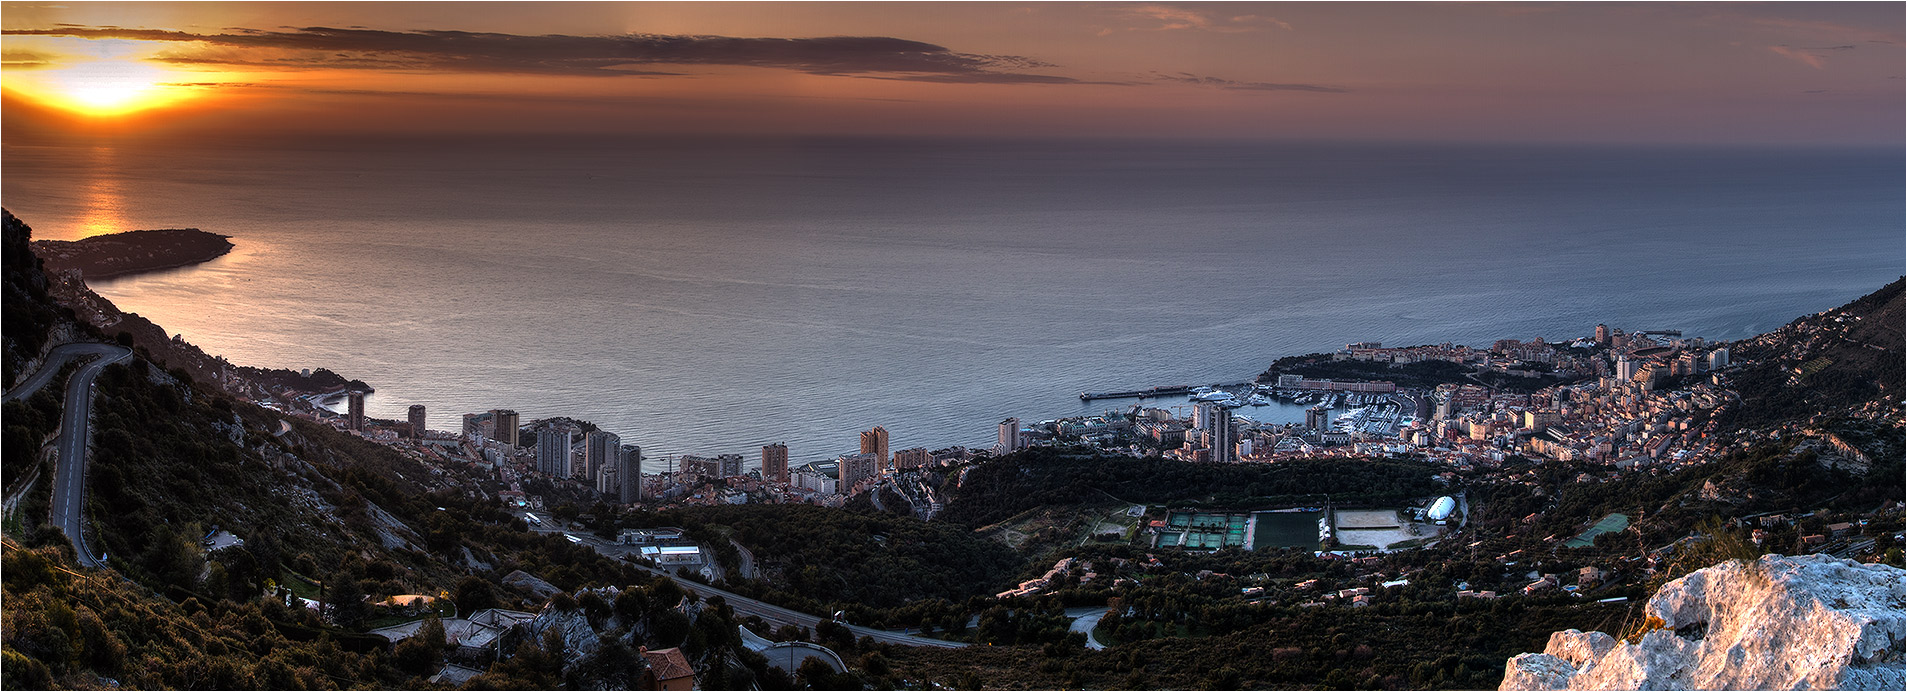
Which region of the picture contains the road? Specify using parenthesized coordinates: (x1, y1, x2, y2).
(526, 520, 966, 649)
(1066, 605, 1109, 650)
(45, 344, 133, 569)
(2, 342, 130, 403)
(635, 561, 967, 649)
(729, 539, 758, 580)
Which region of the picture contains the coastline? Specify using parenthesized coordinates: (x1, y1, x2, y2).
(33, 228, 234, 280)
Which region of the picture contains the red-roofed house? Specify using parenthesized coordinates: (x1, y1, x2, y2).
(642, 646, 695, 691)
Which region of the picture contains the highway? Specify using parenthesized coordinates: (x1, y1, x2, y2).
(42, 344, 133, 569)
(528, 522, 966, 648)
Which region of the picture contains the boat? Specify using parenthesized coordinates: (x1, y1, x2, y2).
(1191, 389, 1231, 402)
(1248, 394, 1272, 406)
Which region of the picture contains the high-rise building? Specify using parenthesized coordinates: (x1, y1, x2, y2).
(860, 425, 890, 470)
(347, 391, 366, 431)
(1306, 406, 1330, 431)
(585, 431, 621, 481)
(761, 443, 789, 484)
(619, 446, 642, 504)
(596, 465, 618, 495)
(892, 447, 931, 471)
(408, 404, 426, 438)
(837, 452, 879, 487)
(536, 425, 574, 479)
(1615, 354, 1638, 382)
(1594, 324, 1610, 344)
(489, 409, 520, 446)
(1707, 348, 1730, 371)
(996, 418, 1023, 454)
(1200, 402, 1235, 463)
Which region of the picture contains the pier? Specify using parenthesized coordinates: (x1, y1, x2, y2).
(1079, 383, 1248, 401)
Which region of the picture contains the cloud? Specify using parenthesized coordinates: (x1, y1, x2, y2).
(1153, 72, 1346, 93)
(1734, 15, 1903, 45)
(1768, 45, 1827, 69)
(1, 25, 1076, 84)
(1111, 5, 1292, 33)
(1, 50, 55, 68)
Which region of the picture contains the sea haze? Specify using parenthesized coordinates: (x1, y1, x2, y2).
(2, 136, 1900, 471)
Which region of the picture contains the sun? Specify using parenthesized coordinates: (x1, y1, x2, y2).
(11, 59, 196, 117)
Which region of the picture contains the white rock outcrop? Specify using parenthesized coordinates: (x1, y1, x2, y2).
(1501, 553, 1905, 690)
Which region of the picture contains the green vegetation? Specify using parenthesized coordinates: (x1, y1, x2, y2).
(1729, 278, 1903, 426)
(942, 448, 1445, 529)
(1256, 353, 1581, 394)
(3, 543, 410, 689)
(645, 503, 1024, 613)
(884, 589, 1624, 690)
(2, 209, 62, 387)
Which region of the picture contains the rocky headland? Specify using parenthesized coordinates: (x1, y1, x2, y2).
(32, 228, 233, 280)
(1501, 553, 1906, 690)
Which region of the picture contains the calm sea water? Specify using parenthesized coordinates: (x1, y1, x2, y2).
(3, 136, 1900, 471)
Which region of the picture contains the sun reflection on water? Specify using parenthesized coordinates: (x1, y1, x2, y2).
(76, 145, 129, 238)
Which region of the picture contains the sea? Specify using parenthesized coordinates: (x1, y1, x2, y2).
(3, 135, 1900, 472)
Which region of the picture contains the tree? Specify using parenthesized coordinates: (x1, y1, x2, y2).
(455, 576, 500, 616)
(328, 570, 370, 629)
(393, 617, 447, 676)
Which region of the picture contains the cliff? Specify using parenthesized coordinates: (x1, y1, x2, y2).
(32, 228, 233, 280)
(1501, 554, 1906, 690)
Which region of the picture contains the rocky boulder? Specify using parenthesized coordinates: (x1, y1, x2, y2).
(1501, 554, 1905, 690)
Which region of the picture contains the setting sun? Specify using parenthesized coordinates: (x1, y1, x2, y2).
(10, 58, 195, 117)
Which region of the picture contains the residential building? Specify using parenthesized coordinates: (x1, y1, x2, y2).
(619, 445, 642, 504)
(596, 465, 617, 495)
(489, 409, 519, 446)
(536, 425, 574, 479)
(892, 447, 931, 470)
(585, 430, 621, 481)
(761, 443, 789, 484)
(347, 391, 366, 431)
(837, 452, 878, 487)
(1200, 402, 1235, 463)
(793, 469, 837, 495)
(996, 417, 1023, 454)
(407, 404, 426, 438)
(860, 425, 890, 470)
(641, 647, 695, 691)
(1707, 348, 1730, 370)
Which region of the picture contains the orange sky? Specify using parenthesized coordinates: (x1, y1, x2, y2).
(3, 2, 1901, 143)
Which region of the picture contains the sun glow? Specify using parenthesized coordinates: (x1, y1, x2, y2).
(11, 59, 198, 117)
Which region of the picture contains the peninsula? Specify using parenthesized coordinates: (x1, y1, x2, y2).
(32, 228, 234, 279)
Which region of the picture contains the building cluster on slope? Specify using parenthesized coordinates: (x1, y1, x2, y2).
(987, 324, 1747, 477)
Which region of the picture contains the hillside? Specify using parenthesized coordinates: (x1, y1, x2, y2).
(0, 211, 717, 689)
(1728, 278, 1904, 426)
(2, 210, 66, 386)
(4, 201, 1901, 692)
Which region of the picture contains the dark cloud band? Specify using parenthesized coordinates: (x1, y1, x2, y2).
(3, 25, 1079, 84)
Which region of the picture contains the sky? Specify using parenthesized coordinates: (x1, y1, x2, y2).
(2, 2, 1902, 144)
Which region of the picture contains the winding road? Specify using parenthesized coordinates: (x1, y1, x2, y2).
(23, 343, 134, 569)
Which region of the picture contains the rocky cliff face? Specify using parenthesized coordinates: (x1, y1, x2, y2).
(1501, 554, 1905, 690)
